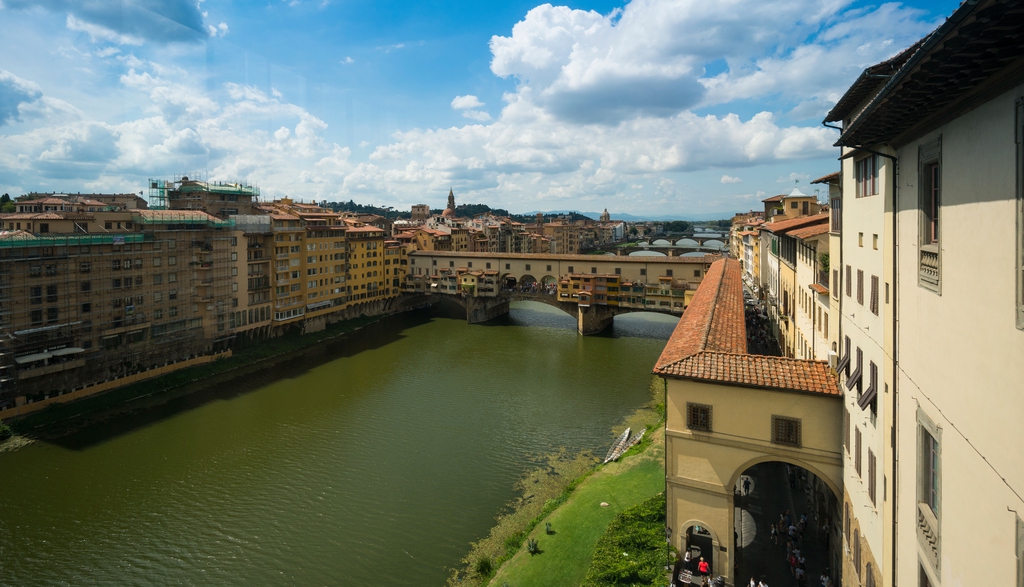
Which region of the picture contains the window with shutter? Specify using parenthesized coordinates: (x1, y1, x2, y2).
(855, 427, 862, 476)
(870, 275, 879, 315)
(846, 265, 852, 297)
(857, 269, 864, 304)
(868, 449, 877, 505)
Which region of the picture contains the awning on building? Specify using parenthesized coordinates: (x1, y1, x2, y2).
(50, 347, 85, 357)
(15, 352, 52, 364)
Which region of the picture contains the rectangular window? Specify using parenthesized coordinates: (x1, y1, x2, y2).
(919, 137, 942, 292)
(854, 529, 861, 576)
(666, 269, 673, 277)
(1016, 515, 1023, 587)
(856, 154, 878, 197)
(868, 448, 877, 505)
(857, 269, 864, 305)
(846, 265, 852, 297)
(844, 502, 850, 544)
(81, 302, 91, 313)
(46, 285, 57, 303)
(686, 403, 712, 432)
(870, 275, 879, 315)
(771, 415, 801, 447)
(833, 269, 839, 300)
(855, 426, 862, 476)
(844, 407, 850, 452)
(921, 427, 939, 514)
(830, 197, 842, 232)
(1018, 100, 1024, 329)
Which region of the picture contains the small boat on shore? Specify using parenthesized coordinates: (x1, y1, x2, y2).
(603, 427, 631, 464)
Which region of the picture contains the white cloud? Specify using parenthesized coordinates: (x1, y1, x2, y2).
(0, 0, 945, 214)
(208, 22, 229, 38)
(67, 14, 143, 46)
(451, 95, 485, 110)
(460, 110, 491, 121)
(342, 56, 354, 65)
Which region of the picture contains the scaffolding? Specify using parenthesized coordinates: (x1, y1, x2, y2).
(0, 211, 241, 406)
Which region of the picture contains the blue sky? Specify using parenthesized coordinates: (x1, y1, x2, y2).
(0, 0, 962, 216)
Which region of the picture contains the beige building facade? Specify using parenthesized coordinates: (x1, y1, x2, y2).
(825, 3, 1024, 586)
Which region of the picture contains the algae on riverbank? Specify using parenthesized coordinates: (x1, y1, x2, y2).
(448, 377, 666, 587)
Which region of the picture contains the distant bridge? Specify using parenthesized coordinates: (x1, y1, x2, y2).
(403, 251, 721, 334)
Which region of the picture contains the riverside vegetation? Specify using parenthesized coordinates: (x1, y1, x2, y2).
(448, 378, 666, 587)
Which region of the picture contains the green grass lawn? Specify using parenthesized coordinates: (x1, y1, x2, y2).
(489, 431, 665, 587)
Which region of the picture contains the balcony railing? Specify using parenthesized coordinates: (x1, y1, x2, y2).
(919, 245, 940, 290)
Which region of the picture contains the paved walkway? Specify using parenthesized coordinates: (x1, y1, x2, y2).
(734, 462, 831, 587)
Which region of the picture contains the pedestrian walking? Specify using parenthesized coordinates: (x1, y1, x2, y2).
(743, 477, 751, 495)
(697, 557, 710, 577)
(684, 549, 692, 571)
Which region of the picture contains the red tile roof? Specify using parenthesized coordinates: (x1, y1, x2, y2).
(761, 194, 785, 203)
(809, 283, 829, 295)
(653, 258, 840, 397)
(787, 223, 830, 240)
(810, 171, 841, 185)
(763, 213, 829, 234)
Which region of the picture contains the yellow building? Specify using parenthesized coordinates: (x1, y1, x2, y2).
(656, 258, 843, 585)
(345, 225, 390, 303)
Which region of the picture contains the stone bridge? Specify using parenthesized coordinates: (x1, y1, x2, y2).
(404, 251, 722, 335)
(402, 289, 679, 335)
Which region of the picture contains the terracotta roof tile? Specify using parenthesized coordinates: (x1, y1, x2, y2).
(653, 257, 841, 397)
(788, 223, 830, 240)
(761, 194, 785, 203)
(763, 213, 829, 234)
(810, 171, 841, 185)
(809, 283, 829, 295)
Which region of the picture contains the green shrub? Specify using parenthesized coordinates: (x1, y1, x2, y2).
(581, 492, 667, 587)
(0, 422, 12, 441)
(475, 556, 493, 578)
(526, 538, 540, 555)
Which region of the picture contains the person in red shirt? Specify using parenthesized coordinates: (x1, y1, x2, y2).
(697, 557, 710, 576)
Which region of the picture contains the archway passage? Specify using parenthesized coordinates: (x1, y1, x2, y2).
(733, 462, 841, 587)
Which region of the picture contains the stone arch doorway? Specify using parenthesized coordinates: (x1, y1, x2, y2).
(679, 520, 722, 578)
(732, 459, 841, 587)
(502, 274, 517, 290)
(540, 275, 557, 286)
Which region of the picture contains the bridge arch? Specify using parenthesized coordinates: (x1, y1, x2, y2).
(676, 238, 699, 247)
(541, 275, 557, 286)
(702, 239, 726, 250)
(519, 274, 537, 285)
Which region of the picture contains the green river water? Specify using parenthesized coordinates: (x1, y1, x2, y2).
(0, 301, 677, 586)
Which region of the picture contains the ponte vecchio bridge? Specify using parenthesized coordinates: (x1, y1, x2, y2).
(403, 251, 722, 334)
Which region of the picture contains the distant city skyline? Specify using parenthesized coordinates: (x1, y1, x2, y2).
(0, 0, 959, 216)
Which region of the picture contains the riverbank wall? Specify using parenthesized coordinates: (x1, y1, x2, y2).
(0, 351, 232, 420)
(1, 299, 436, 431)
